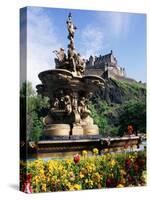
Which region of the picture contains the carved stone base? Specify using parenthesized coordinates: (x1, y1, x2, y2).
(83, 124, 99, 135)
(72, 125, 83, 135)
(70, 135, 100, 140)
(43, 124, 70, 136)
(40, 135, 69, 140)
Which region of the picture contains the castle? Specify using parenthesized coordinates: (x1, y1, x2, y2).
(85, 50, 127, 80)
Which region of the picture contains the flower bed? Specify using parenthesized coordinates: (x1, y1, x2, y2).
(20, 150, 146, 193)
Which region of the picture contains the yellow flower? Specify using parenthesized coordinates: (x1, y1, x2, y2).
(69, 171, 75, 182)
(120, 178, 126, 185)
(39, 169, 44, 175)
(81, 167, 88, 175)
(66, 182, 71, 188)
(73, 184, 81, 190)
(88, 180, 93, 186)
(120, 169, 126, 176)
(103, 148, 109, 154)
(93, 148, 99, 155)
(82, 150, 88, 157)
(110, 159, 116, 168)
(117, 184, 124, 188)
(92, 172, 102, 182)
(79, 172, 84, 179)
(66, 159, 72, 166)
(85, 179, 88, 183)
(34, 176, 40, 185)
(41, 183, 47, 192)
(141, 170, 146, 183)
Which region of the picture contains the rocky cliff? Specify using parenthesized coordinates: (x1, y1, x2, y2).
(93, 78, 146, 105)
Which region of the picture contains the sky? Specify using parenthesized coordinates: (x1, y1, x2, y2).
(20, 6, 147, 89)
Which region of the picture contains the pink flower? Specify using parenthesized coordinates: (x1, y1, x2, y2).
(22, 174, 33, 193)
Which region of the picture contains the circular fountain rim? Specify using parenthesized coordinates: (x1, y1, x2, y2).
(38, 68, 74, 79)
(82, 75, 105, 83)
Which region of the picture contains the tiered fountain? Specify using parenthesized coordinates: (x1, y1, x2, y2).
(36, 13, 105, 140)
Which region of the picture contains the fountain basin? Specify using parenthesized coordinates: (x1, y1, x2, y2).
(36, 69, 105, 98)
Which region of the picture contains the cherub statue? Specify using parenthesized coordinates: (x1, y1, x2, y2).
(78, 97, 91, 117)
(51, 98, 60, 111)
(53, 98, 59, 109)
(64, 95, 72, 114)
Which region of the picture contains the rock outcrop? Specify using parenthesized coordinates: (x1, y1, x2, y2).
(92, 78, 146, 105)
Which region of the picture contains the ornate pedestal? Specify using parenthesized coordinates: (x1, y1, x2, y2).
(43, 124, 70, 136)
(83, 124, 99, 135)
(72, 125, 83, 136)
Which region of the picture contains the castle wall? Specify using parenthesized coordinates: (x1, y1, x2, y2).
(84, 68, 104, 76)
(108, 67, 126, 77)
(107, 70, 135, 83)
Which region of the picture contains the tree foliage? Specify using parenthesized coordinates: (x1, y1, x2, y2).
(20, 82, 49, 141)
(118, 100, 146, 136)
(88, 101, 108, 136)
(88, 98, 146, 137)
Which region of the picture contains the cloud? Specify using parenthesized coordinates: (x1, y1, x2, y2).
(78, 25, 104, 58)
(77, 11, 131, 59)
(104, 12, 131, 38)
(26, 7, 63, 89)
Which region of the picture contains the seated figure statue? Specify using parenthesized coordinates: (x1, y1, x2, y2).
(78, 97, 91, 118)
(53, 48, 67, 68)
(75, 53, 86, 76)
(67, 45, 77, 72)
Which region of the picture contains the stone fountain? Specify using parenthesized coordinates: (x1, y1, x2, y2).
(36, 13, 105, 141)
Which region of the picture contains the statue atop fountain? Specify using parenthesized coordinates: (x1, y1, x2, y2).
(53, 13, 85, 76)
(36, 13, 105, 139)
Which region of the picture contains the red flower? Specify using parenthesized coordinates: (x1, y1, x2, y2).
(124, 143, 129, 149)
(26, 174, 32, 182)
(127, 125, 133, 135)
(106, 177, 116, 188)
(126, 174, 133, 183)
(73, 154, 80, 164)
(125, 158, 132, 169)
(135, 157, 145, 169)
(134, 163, 139, 172)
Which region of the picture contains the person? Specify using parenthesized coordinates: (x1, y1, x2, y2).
(66, 13, 77, 40)
(67, 45, 76, 72)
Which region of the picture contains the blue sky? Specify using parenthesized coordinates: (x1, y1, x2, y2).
(20, 6, 146, 88)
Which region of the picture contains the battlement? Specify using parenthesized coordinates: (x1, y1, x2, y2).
(85, 50, 127, 79)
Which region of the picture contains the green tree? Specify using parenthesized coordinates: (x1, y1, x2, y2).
(88, 101, 108, 136)
(20, 82, 49, 141)
(118, 100, 146, 136)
